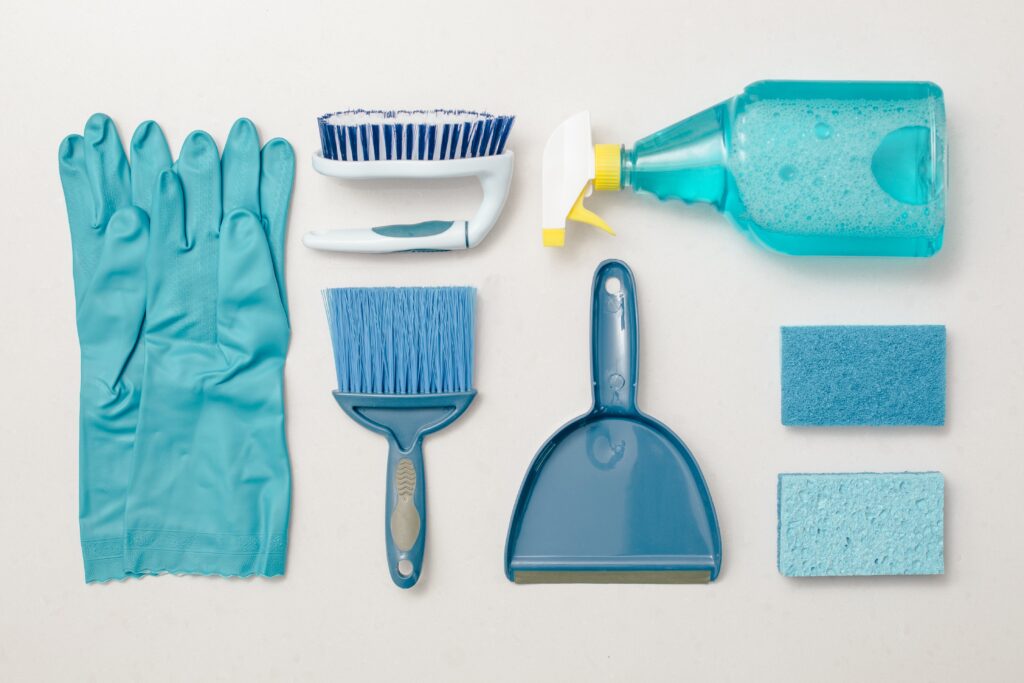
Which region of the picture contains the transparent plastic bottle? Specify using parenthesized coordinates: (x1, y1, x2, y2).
(612, 81, 946, 256)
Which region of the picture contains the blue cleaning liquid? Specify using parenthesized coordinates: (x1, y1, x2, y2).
(619, 81, 946, 256)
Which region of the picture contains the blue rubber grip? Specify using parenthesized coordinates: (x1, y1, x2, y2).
(372, 220, 455, 238)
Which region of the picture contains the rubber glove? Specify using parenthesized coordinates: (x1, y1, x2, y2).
(123, 120, 295, 577)
(58, 114, 172, 582)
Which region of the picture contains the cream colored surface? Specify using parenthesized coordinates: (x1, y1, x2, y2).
(1, 0, 1023, 680)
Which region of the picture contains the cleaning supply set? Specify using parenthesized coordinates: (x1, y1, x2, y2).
(535, 81, 950, 580)
(305, 109, 515, 252)
(60, 79, 950, 587)
(60, 114, 295, 580)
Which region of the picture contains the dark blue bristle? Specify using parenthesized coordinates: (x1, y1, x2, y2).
(323, 287, 476, 395)
(439, 124, 451, 160)
(346, 128, 358, 161)
(318, 121, 329, 159)
(495, 117, 514, 153)
(383, 124, 394, 160)
(470, 123, 484, 156)
(426, 126, 436, 160)
(358, 126, 369, 161)
(481, 119, 496, 155)
(459, 122, 472, 157)
(370, 125, 381, 160)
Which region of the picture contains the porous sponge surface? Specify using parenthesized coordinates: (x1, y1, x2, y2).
(781, 325, 946, 426)
(777, 472, 944, 577)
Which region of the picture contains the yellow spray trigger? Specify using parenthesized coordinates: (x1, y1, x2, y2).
(567, 188, 615, 237)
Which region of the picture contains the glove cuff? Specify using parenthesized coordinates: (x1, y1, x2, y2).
(82, 538, 126, 583)
(124, 530, 287, 578)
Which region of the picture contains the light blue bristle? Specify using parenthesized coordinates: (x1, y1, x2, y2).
(317, 110, 516, 161)
(322, 287, 476, 395)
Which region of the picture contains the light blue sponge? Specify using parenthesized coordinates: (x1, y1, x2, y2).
(781, 325, 946, 426)
(777, 472, 944, 577)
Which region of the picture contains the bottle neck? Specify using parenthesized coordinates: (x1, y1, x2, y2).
(620, 146, 635, 190)
(618, 103, 730, 208)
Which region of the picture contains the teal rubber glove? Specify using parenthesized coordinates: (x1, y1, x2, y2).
(123, 120, 295, 577)
(58, 114, 172, 582)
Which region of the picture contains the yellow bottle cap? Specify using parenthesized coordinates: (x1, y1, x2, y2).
(593, 144, 621, 191)
(542, 228, 565, 247)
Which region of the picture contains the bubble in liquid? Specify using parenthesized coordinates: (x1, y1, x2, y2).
(814, 122, 832, 139)
(779, 164, 797, 181)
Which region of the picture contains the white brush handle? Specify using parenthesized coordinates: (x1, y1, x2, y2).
(304, 151, 514, 253)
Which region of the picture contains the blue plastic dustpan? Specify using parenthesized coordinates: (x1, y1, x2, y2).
(504, 260, 721, 583)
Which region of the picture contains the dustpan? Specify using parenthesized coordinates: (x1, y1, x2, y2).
(504, 260, 721, 584)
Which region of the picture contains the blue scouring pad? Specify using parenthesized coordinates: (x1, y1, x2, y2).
(777, 472, 944, 577)
(781, 325, 946, 426)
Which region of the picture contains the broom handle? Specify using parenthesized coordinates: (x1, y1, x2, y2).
(384, 436, 427, 589)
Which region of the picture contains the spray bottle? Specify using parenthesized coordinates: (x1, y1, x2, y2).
(542, 81, 946, 256)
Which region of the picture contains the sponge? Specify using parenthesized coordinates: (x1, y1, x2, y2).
(781, 325, 946, 426)
(777, 472, 944, 577)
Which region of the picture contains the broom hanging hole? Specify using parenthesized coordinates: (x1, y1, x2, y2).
(604, 277, 621, 295)
(397, 559, 414, 577)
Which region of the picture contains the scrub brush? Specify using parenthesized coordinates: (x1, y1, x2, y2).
(323, 286, 476, 588)
(305, 109, 515, 252)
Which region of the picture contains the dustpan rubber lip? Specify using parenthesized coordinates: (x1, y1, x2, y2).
(509, 568, 713, 585)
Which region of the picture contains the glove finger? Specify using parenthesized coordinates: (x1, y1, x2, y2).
(174, 130, 222, 247)
(78, 207, 148, 380)
(258, 137, 295, 308)
(83, 114, 131, 229)
(59, 133, 101, 293)
(150, 169, 187, 248)
(146, 170, 192, 340)
(217, 209, 289, 358)
(130, 121, 173, 214)
(222, 118, 261, 217)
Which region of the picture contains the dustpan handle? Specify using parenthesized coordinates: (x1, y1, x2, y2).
(591, 260, 639, 412)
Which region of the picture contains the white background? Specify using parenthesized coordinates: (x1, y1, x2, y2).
(2, 0, 1022, 680)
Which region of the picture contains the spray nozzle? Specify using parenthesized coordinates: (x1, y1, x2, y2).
(542, 112, 621, 247)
